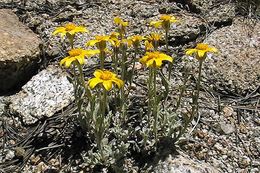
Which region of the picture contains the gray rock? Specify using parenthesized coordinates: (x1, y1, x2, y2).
(219, 122, 235, 135)
(155, 154, 220, 173)
(0, 9, 42, 93)
(204, 17, 260, 94)
(10, 65, 74, 125)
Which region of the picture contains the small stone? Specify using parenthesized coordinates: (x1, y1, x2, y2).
(223, 106, 234, 117)
(30, 155, 41, 165)
(214, 143, 223, 153)
(240, 156, 251, 168)
(5, 150, 15, 160)
(219, 122, 235, 135)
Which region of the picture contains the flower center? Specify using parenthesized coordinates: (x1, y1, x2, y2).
(196, 43, 209, 50)
(147, 52, 159, 61)
(100, 71, 113, 80)
(65, 23, 76, 31)
(68, 49, 82, 56)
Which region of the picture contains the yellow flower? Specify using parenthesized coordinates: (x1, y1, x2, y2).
(114, 16, 129, 27)
(88, 69, 124, 91)
(114, 16, 128, 36)
(150, 15, 178, 31)
(146, 33, 161, 42)
(60, 48, 99, 68)
(127, 35, 145, 48)
(110, 32, 120, 39)
(52, 23, 88, 37)
(86, 35, 114, 51)
(140, 51, 173, 68)
(185, 43, 218, 61)
(144, 40, 154, 51)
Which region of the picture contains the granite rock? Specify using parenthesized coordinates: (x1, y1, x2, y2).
(10, 65, 74, 125)
(204, 17, 260, 94)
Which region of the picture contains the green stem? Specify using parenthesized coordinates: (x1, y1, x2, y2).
(147, 68, 153, 119)
(98, 88, 107, 159)
(100, 50, 105, 69)
(129, 47, 138, 86)
(165, 30, 172, 80)
(121, 46, 127, 81)
(112, 48, 119, 74)
(67, 34, 75, 49)
(152, 67, 158, 141)
(194, 60, 203, 117)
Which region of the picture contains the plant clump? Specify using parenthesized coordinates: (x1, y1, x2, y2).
(52, 15, 218, 172)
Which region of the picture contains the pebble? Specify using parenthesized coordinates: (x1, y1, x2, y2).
(219, 121, 235, 135)
(5, 150, 15, 160)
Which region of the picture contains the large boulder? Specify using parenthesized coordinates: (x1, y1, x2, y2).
(0, 9, 42, 94)
(10, 65, 74, 125)
(204, 17, 260, 94)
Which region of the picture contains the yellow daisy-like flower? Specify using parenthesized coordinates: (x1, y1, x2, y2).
(185, 43, 218, 61)
(150, 15, 178, 31)
(146, 33, 161, 42)
(140, 51, 173, 68)
(88, 69, 124, 91)
(60, 48, 99, 68)
(114, 16, 128, 36)
(127, 35, 145, 48)
(114, 16, 129, 27)
(86, 35, 114, 51)
(144, 40, 154, 51)
(52, 23, 88, 37)
(110, 32, 120, 39)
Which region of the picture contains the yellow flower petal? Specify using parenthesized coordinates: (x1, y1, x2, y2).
(159, 53, 173, 63)
(94, 69, 103, 78)
(150, 21, 162, 28)
(73, 26, 88, 33)
(185, 49, 196, 56)
(86, 40, 99, 47)
(76, 55, 85, 65)
(84, 49, 100, 56)
(208, 47, 218, 53)
(146, 59, 156, 67)
(112, 78, 124, 88)
(89, 78, 103, 89)
(114, 16, 122, 25)
(52, 27, 66, 35)
(155, 59, 163, 67)
(103, 81, 113, 91)
(197, 50, 206, 58)
(60, 56, 70, 66)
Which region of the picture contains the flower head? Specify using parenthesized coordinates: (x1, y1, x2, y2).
(146, 33, 161, 42)
(127, 35, 145, 48)
(114, 16, 128, 36)
(150, 15, 178, 31)
(185, 43, 218, 61)
(86, 35, 114, 51)
(52, 23, 88, 38)
(88, 69, 124, 91)
(144, 40, 154, 51)
(114, 16, 129, 27)
(140, 51, 173, 68)
(60, 48, 99, 68)
(110, 32, 120, 39)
